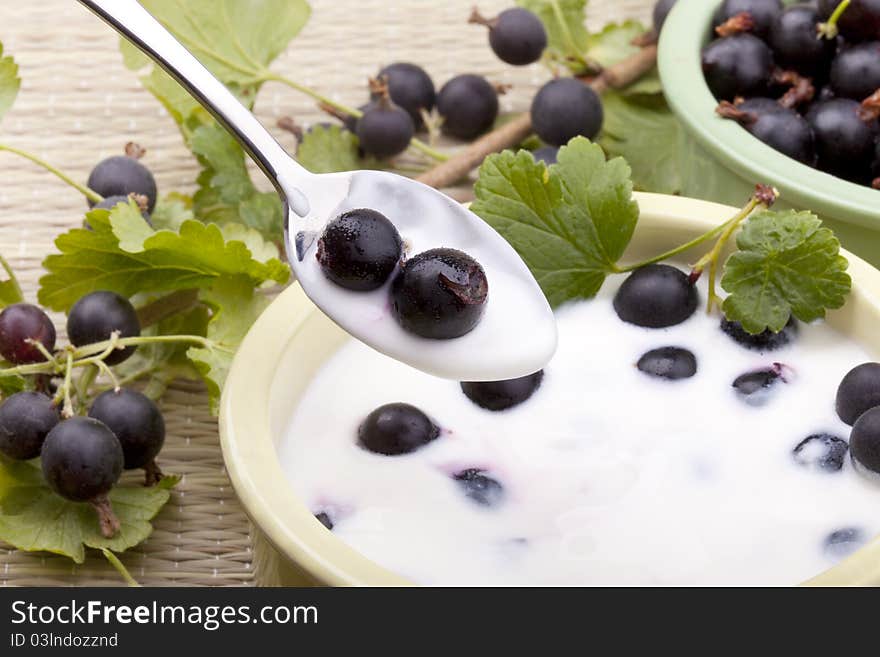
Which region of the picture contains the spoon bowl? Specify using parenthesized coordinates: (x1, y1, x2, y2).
(80, 0, 557, 382)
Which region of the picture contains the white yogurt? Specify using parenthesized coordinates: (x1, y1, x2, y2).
(278, 276, 880, 586)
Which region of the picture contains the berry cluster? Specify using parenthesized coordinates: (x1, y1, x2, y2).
(698, 0, 880, 188)
(318, 5, 603, 165)
(313, 368, 543, 528)
(0, 291, 167, 538)
(317, 208, 489, 340)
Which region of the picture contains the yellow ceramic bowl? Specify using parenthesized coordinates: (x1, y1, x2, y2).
(220, 192, 880, 586)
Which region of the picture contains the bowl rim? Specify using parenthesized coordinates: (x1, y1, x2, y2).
(657, 0, 880, 231)
(220, 192, 880, 586)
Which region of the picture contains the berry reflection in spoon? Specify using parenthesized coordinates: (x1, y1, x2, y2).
(79, 0, 557, 383)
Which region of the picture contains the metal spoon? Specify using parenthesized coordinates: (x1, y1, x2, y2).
(78, 0, 557, 381)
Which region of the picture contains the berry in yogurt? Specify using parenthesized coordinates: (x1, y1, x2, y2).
(316, 209, 403, 292)
(391, 248, 488, 339)
(720, 316, 798, 352)
(452, 469, 505, 507)
(613, 264, 698, 329)
(357, 402, 440, 456)
(824, 527, 867, 560)
(732, 364, 788, 406)
(836, 362, 880, 425)
(792, 433, 849, 473)
(636, 347, 697, 380)
(460, 371, 544, 411)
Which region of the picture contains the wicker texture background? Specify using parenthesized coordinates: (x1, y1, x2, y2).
(0, 0, 650, 586)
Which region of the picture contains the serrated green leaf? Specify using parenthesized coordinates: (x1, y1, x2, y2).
(187, 277, 270, 414)
(191, 124, 285, 242)
(599, 92, 683, 194)
(38, 206, 289, 312)
(517, 0, 589, 62)
(0, 43, 20, 123)
(471, 137, 639, 307)
(296, 124, 362, 173)
(218, 223, 281, 264)
(721, 211, 852, 334)
(151, 193, 195, 232)
(0, 459, 177, 563)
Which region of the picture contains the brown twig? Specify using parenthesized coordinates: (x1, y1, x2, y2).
(416, 44, 658, 189)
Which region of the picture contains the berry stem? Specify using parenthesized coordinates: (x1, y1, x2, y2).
(264, 73, 448, 162)
(0, 144, 104, 204)
(819, 0, 852, 39)
(60, 351, 75, 418)
(101, 548, 141, 587)
(615, 221, 734, 273)
(91, 495, 121, 539)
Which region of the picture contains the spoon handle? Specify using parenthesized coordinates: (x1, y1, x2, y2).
(78, 0, 310, 214)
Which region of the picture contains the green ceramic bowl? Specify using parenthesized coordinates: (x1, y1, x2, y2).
(658, 0, 880, 265)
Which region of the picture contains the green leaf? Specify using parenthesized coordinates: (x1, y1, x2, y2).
(585, 20, 644, 68)
(218, 222, 281, 264)
(0, 255, 24, 308)
(187, 277, 270, 413)
(0, 42, 21, 123)
(38, 206, 289, 312)
(296, 124, 362, 173)
(471, 137, 639, 307)
(134, 0, 311, 87)
(0, 374, 26, 399)
(517, 0, 590, 62)
(599, 92, 683, 194)
(191, 124, 285, 242)
(0, 459, 177, 563)
(721, 211, 852, 334)
(151, 193, 195, 232)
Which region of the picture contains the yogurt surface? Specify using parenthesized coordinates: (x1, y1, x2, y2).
(278, 276, 880, 586)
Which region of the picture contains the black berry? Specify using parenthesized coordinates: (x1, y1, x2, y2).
(530, 78, 604, 147)
(436, 74, 499, 140)
(88, 388, 165, 471)
(770, 5, 837, 78)
(702, 34, 774, 100)
(836, 362, 880, 425)
(792, 433, 849, 472)
(819, 0, 880, 43)
(453, 469, 504, 507)
(357, 402, 440, 456)
(374, 62, 436, 129)
(0, 303, 56, 364)
(718, 98, 816, 165)
(806, 98, 878, 183)
(475, 7, 547, 66)
(87, 153, 157, 214)
(391, 248, 488, 340)
(67, 291, 141, 365)
(460, 370, 544, 411)
(315, 512, 334, 530)
(720, 315, 798, 351)
(824, 527, 867, 559)
(613, 264, 698, 329)
(0, 392, 60, 461)
(830, 42, 880, 101)
(41, 417, 123, 502)
(316, 209, 402, 291)
(732, 364, 787, 406)
(850, 405, 880, 474)
(637, 347, 697, 380)
(714, 0, 784, 40)
(356, 93, 415, 159)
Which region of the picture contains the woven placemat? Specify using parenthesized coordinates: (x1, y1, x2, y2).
(0, 0, 651, 586)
